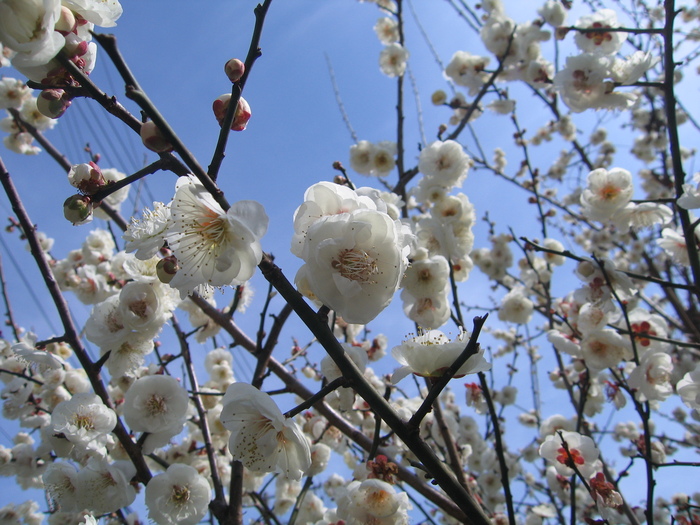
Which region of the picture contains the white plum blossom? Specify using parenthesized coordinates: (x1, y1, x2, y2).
(336, 478, 410, 525)
(417, 140, 471, 189)
(553, 54, 636, 113)
(627, 351, 673, 402)
(677, 173, 700, 210)
(145, 464, 211, 525)
(574, 9, 626, 56)
(291, 181, 376, 257)
(580, 167, 634, 222)
(498, 286, 534, 324)
(51, 393, 116, 451)
(123, 201, 171, 260)
(391, 329, 491, 383)
(580, 329, 632, 370)
(676, 365, 700, 410)
(62, 0, 123, 27)
(122, 375, 189, 435)
(295, 208, 410, 324)
(400, 288, 451, 329)
(0, 0, 65, 69)
(610, 51, 659, 85)
(0, 78, 32, 110)
(656, 227, 692, 265)
(379, 43, 408, 77)
(220, 382, 311, 480)
(538, 0, 567, 27)
(444, 51, 490, 96)
(539, 430, 600, 479)
(164, 175, 268, 298)
(374, 17, 399, 44)
(74, 459, 136, 514)
(43, 462, 79, 512)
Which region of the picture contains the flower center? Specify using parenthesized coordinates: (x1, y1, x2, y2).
(332, 249, 378, 282)
(146, 394, 168, 416)
(171, 485, 191, 506)
(598, 183, 620, 201)
(556, 446, 585, 467)
(585, 22, 614, 46)
(72, 412, 94, 430)
(196, 210, 229, 248)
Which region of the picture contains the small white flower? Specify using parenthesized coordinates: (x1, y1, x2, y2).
(145, 464, 211, 525)
(580, 167, 634, 221)
(580, 329, 631, 370)
(656, 227, 692, 265)
(391, 329, 491, 383)
(379, 43, 408, 77)
(677, 365, 700, 410)
(498, 286, 534, 324)
(62, 0, 122, 27)
(627, 351, 673, 402)
(74, 458, 136, 514)
(51, 393, 116, 451)
(574, 9, 625, 56)
(123, 375, 189, 435)
(165, 176, 268, 298)
(123, 202, 171, 260)
(538, 0, 567, 27)
(539, 430, 600, 479)
(418, 140, 471, 188)
(220, 382, 311, 480)
(337, 479, 411, 524)
(374, 17, 399, 44)
(0, 0, 65, 68)
(444, 51, 490, 96)
(296, 208, 410, 325)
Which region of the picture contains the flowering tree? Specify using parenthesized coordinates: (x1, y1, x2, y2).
(0, 0, 699, 524)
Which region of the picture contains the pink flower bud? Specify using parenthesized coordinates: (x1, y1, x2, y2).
(140, 121, 173, 152)
(37, 89, 72, 119)
(212, 95, 252, 131)
(63, 195, 93, 225)
(231, 97, 251, 131)
(224, 58, 245, 83)
(156, 256, 179, 284)
(55, 6, 77, 34)
(212, 94, 230, 125)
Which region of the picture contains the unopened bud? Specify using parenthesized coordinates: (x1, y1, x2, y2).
(212, 94, 252, 131)
(140, 121, 173, 152)
(55, 6, 76, 34)
(63, 195, 93, 225)
(431, 90, 447, 105)
(224, 58, 245, 83)
(156, 256, 179, 284)
(68, 161, 104, 194)
(37, 89, 72, 119)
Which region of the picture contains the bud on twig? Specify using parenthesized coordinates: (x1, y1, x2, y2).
(157, 256, 179, 284)
(224, 58, 245, 83)
(37, 89, 72, 119)
(140, 121, 173, 152)
(212, 94, 252, 131)
(63, 195, 93, 225)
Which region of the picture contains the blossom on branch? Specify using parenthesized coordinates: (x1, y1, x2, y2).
(220, 382, 311, 481)
(391, 329, 491, 384)
(164, 175, 268, 298)
(145, 464, 211, 525)
(295, 207, 410, 324)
